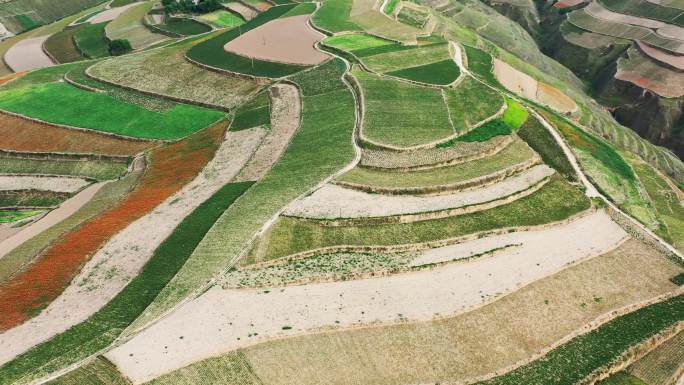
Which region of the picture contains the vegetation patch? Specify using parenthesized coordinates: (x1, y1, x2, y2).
(155, 18, 212, 36)
(385, 59, 460, 85)
(45, 357, 131, 385)
(73, 22, 110, 59)
(354, 69, 454, 147)
(0, 82, 225, 140)
(0, 209, 44, 224)
(596, 372, 649, 385)
(198, 10, 245, 28)
(0, 124, 224, 333)
(501, 98, 528, 129)
(444, 76, 504, 131)
(441, 119, 511, 145)
(43, 26, 86, 63)
(627, 330, 684, 385)
(312, 0, 360, 33)
(396, 6, 430, 29)
(251, 175, 589, 262)
(517, 115, 576, 180)
(230, 91, 271, 131)
(0, 190, 70, 208)
(463, 45, 499, 86)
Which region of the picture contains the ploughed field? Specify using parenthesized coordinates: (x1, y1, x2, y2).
(0, 0, 683, 385)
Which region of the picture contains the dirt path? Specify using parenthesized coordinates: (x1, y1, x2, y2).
(224, 14, 329, 65)
(235, 84, 301, 181)
(105, 210, 627, 384)
(284, 165, 554, 219)
(0, 182, 106, 260)
(0, 128, 265, 366)
(4, 36, 54, 72)
(0, 176, 90, 193)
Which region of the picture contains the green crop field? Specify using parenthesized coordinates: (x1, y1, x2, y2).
(597, 372, 649, 385)
(397, 6, 430, 29)
(518, 115, 576, 180)
(386, 59, 460, 85)
(252, 175, 589, 262)
(444, 76, 504, 131)
(155, 18, 212, 36)
(0, 82, 225, 140)
(501, 98, 528, 129)
(198, 10, 245, 28)
(43, 26, 86, 63)
(0, 0, 106, 34)
(337, 138, 536, 189)
(312, 0, 360, 33)
(230, 91, 271, 131)
(0, 209, 45, 224)
(73, 22, 110, 58)
(354, 69, 454, 147)
(0, 190, 71, 208)
(600, 0, 684, 26)
(105, 1, 166, 49)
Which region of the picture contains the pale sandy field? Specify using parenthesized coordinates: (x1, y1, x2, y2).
(284, 165, 554, 219)
(4, 36, 54, 72)
(0, 175, 90, 193)
(224, 14, 329, 65)
(88, 2, 142, 24)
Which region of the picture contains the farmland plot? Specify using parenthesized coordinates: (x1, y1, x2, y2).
(616, 46, 684, 98)
(628, 330, 684, 385)
(73, 22, 109, 58)
(105, 1, 167, 49)
(88, 37, 262, 110)
(337, 137, 537, 191)
(198, 10, 245, 28)
(444, 76, 504, 131)
(285, 165, 554, 219)
(3, 36, 54, 72)
(600, 0, 684, 26)
(0, 176, 89, 193)
(43, 26, 86, 64)
(250, 175, 589, 263)
(0, 0, 105, 34)
(127, 236, 681, 385)
(353, 69, 454, 148)
(0, 82, 225, 140)
(0, 113, 157, 156)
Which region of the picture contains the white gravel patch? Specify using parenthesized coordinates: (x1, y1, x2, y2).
(87, 3, 142, 24)
(106, 210, 627, 384)
(284, 165, 554, 219)
(0, 182, 105, 260)
(0, 175, 90, 193)
(4, 36, 54, 72)
(0, 128, 266, 366)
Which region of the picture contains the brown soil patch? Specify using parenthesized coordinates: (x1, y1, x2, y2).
(536, 82, 578, 114)
(224, 14, 329, 65)
(0, 112, 158, 156)
(637, 41, 684, 71)
(3, 36, 54, 72)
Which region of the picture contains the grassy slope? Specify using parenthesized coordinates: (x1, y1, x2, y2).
(0, 181, 253, 385)
(73, 22, 110, 58)
(130, 58, 356, 333)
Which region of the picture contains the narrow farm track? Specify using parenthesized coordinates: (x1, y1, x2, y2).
(0, 123, 225, 335)
(0, 124, 265, 367)
(104, 210, 628, 384)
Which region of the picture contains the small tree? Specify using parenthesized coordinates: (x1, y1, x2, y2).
(109, 39, 132, 56)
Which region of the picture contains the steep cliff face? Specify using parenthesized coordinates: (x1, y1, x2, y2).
(493, 0, 684, 160)
(598, 75, 684, 159)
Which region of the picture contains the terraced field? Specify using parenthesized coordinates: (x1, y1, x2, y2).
(0, 0, 683, 384)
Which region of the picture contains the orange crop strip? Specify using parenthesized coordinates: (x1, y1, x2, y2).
(0, 121, 226, 331)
